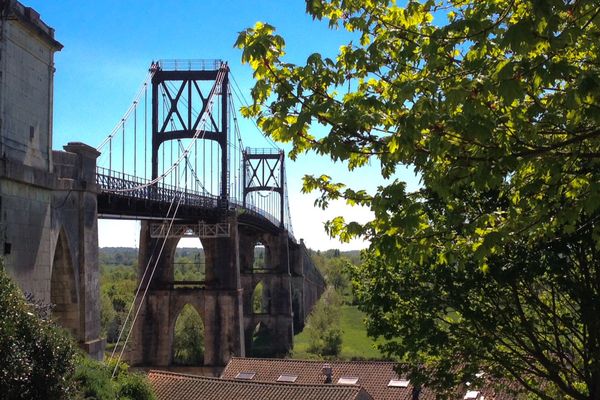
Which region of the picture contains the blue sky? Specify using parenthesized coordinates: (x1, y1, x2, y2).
(26, 0, 419, 250)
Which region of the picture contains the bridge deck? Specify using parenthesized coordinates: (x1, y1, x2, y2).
(96, 168, 291, 238)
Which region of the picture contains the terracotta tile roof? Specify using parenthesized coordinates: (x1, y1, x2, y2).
(148, 370, 374, 400)
(221, 358, 433, 400)
(220, 358, 520, 400)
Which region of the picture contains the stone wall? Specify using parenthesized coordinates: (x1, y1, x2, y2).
(0, 0, 62, 170)
(0, 2, 103, 359)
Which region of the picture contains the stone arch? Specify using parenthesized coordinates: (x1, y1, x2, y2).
(253, 241, 267, 270)
(292, 288, 303, 332)
(172, 303, 205, 366)
(50, 228, 80, 338)
(171, 236, 205, 286)
(257, 236, 276, 271)
(247, 321, 274, 358)
(251, 280, 270, 314)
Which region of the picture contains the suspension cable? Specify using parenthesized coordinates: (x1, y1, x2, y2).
(230, 72, 279, 150)
(177, 140, 207, 193)
(111, 189, 185, 378)
(109, 191, 179, 362)
(97, 71, 155, 152)
(102, 67, 227, 193)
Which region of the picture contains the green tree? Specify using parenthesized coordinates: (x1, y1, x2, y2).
(305, 288, 343, 357)
(74, 355, 155, 400)
(100, 291, 116, 339)
(236, 1, 600, 398)
(173, 305, 204, 365)
(252, 281, 268, 313)
(0, 265, 77, 399)
(100, 264, 136, 344)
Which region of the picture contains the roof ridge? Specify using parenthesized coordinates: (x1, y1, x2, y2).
(229, 357, 398, 365)
(148, 370, 222, 381)
(149, 370, 365, 390)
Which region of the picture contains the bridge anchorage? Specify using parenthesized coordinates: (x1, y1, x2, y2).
(95, 60, 325, 369)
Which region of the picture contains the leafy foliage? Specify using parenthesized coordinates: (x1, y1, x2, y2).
(0, 256, 155, 399)
(252, 281, 268, 313)
(294, 304, 383, 360)
(173, 305, 204, 365)
(293, 249, 380, 360)
(305, 288, 343, 357)
(74, 355, 155, 400)
(237, 1, 600, 398)
(0, 264, 77, 399)
(101, 264, 137, 344)
(309, 249, 362, 305)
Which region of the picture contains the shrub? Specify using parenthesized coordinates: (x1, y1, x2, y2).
(73, 354, 116, 400)
(74, 356, 155, 400)
(118, 372, 155, 400)
(305, 288, 343, 357)
(0, 265, 77, 399)
(0, 263, 154, 400)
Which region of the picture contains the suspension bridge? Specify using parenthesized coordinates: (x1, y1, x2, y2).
(91, 59, 325, 369)
(96, 59, 291, 231)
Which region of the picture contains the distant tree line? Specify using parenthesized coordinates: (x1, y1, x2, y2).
(303, 249, 361, 357)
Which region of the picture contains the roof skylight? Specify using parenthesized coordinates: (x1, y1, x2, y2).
(235, 371, 256, 380)
(337, 376, 359, 385)
(277, 374, 298, 382)
(277, 374, 298, 383)
(388, 378, 410, 387)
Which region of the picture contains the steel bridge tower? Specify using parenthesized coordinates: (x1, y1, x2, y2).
(150, 60, 229, 205)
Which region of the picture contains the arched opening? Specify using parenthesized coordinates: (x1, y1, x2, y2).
(248, 321, 273, 357)
(173, 237, 205, 288)
(50, 230, 79, 338)
(253, 242, 266, 270)
(252, 281, 270, 314)
(173, 304, 204, 365)
(292, 290, 302, 333)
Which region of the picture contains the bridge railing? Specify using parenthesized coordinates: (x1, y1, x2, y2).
(229, 197, 280, 228)
(96, 167, 219, 209)
(96, 168, 294, 235)
(157, 59, 222, 71)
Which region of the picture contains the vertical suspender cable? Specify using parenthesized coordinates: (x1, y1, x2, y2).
(122, 120, 125, 178)
(217, 105, 220, 198)
(109, 136, 112, 175)
(144, 84, 148, 180)
(134, 102, 137, 177)
(170, 119, 174, 187)
(211, 138, 213, 195)
(203, 134, 206, 193)
(162, 90, 166, 182)
(184, 146, 188, 195)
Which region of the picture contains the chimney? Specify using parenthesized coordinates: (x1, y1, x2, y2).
(412, 386, 421, 400)
(322, 363, 333, 384)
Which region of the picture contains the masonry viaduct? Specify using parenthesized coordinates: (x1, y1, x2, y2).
(125, 220, 322, 367)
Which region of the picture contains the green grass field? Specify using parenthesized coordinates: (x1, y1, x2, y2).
(292, 305, 384, 360)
